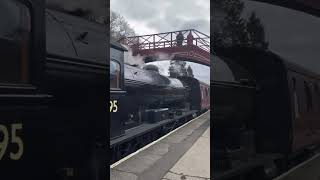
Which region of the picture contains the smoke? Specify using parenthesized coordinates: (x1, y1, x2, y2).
(122, 45, 145, 66)
(46, 0, 107, 22)
(154, 52, 175, 61)
(121, 44, 175, 76)
(123, 49, 176, 68)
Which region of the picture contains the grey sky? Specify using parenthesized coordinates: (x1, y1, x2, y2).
(242, 0, 320, 74)
(110, 0, 210, 35)
(111, 0, 210, 84)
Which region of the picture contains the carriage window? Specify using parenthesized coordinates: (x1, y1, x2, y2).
(313, 82, 320, 111)
(0, 1, 31, 84)
(292, 78, 300, 118)
(314, 83, 320, 112)
(304, 81, 313, 112)
(205, 88, 209, 97)
(315, 83, 319, 95)
(110, 60, 121, 89)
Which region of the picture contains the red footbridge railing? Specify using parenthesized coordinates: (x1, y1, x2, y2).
(119, 29, 210, 66)
(124, 29, 209, 52)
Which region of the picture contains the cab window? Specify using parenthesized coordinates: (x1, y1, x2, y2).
(0, 0, 31, 84)
(304, 81, 313, 112)
(110, 60, 121, 89)
(205, 87, 209, 97)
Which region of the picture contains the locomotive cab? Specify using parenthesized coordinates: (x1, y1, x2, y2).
(45, 8, 108, 180)
(0, 0, 52, 179)
(1, 1, 108, 179)
(110, 42, 127, 139)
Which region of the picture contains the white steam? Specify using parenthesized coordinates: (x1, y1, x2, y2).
(121, 44, 175, 77)
(123, 47, 175, 68)
(153, 52, 174, 61)
(122, 45, 145, 66)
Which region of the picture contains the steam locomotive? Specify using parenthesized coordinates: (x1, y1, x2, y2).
(212, 47, 320, 179)
(110, 42, 210, 163)
(1, 1, 106, 179)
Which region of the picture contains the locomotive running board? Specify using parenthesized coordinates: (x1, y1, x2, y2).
(110, 110, 198, 147)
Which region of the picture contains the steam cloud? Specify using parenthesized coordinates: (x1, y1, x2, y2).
(154, 52, 174, 62)
(122, 45, 145, 66)
(122, 44, 175, 68)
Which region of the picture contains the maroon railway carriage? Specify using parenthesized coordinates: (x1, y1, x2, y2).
(177, 76, 210, 112)
(212, 47, 320, 179)
(200, 81, 210, 110)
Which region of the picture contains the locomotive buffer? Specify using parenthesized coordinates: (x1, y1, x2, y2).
(110, 111, 210, 180)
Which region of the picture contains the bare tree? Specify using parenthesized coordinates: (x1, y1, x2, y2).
(212, 0, 268, 49)
(110, 11, 136, 42)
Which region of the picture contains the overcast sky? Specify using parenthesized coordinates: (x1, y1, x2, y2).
(111, 0, 210, 84)
(242, 0, 320, 74)
(110, 0, 210, 35)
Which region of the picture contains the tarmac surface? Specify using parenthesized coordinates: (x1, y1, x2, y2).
(162, 127, 210, 180)
(110, 111, 210, 180)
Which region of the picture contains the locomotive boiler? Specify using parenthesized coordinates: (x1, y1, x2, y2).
(123, 64, 189, 126)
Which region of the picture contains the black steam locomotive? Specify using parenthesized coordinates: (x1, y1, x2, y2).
(110, 42, 210, 163)
(1, 1, 106, 179)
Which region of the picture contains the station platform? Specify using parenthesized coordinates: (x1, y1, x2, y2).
(110, 111, 210, 180)
(274, 153, 320, 180)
